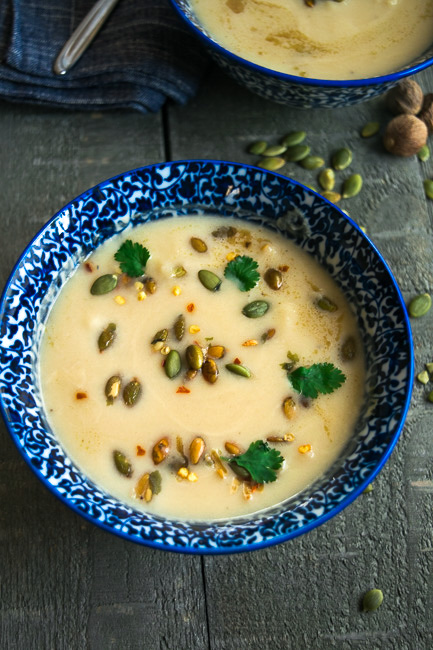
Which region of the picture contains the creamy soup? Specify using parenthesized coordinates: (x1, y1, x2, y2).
(40, 216, 365, 521)
(191, 0, 433, 80)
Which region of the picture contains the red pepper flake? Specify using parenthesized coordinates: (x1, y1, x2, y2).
(76, 391, 87, 400)
(186, 303, 195, 313)
(233, 357, 241, 365)
(136, 445, 146, 456)
(279, 265, 289, 272)
(176, 386, 191, 394)
(84, 262, 94, 273)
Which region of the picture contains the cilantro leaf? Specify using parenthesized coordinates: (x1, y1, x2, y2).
(288, 362, 346, 398)
(114, 240, 150, 277)
(223, 440, 284, 483)
(224, 255, 260, 292)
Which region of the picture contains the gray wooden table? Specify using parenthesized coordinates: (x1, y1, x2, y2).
(1, 65, 433, 650)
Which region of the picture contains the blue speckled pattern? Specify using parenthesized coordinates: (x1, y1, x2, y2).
(169, 0, 433, 108)
(0, 160, 413, 553)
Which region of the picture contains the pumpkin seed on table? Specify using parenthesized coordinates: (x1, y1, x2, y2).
(165, 349, 182, 378)
(319, 168, 335, 192)
(225, 363, 251, 378)
(242, 300, 270, 318)
(408, 293, 432, 317)
(427, 390, 433, 403)
(262, 144, 287, 157)
(264, 268, 283, 291)
(417, 145, 430, 162)
(417, 370, 429, 384)
(257, 156, 286, 171)
(362, 589, 383, 612)
(281, 131, 306, 147)
(322, 190, 341, 203)
(198, 269, 222, 291)
(186, 344, 204, 370)
(190, 437, 206, 464)
(153, 438, 170, 465)
(300, 155, 324, 170)
(424, 179, 433, 200)
(190, 237, 208, 253)
(105, 375, 122, 405)
(285, 144, 311, 162)
(202, 358, 219, 383)
(90, 273, 118, 295)
(113, 450, 132, 477)
(123, 379, 141, 406)
(248, 140, 267, 156)
(342, 173, 363, 198)
(332, 147, 352, 171)
(173, 314, 185, 341)
(361, 121, 380, 138)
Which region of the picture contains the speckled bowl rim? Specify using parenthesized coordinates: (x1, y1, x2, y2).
(0, 160, 414, 554)
(169, 0, 433, 88)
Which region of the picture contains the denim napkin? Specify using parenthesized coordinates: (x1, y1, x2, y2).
(0, 0, 207, 112)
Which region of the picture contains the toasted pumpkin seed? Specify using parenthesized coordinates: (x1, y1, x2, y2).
(417, 145, 430, 162)
(319, 168, 335, 191)
(98, 322, 116, 352)
(173, 314, 185, 341)
(408, 293, 432, 318)
(165, 350, 181, 378)
(123, 379, 141, 406)
(153, 438, 170, 465)
(186, 344, 204, 370)
(332, 147, 352, 171)
(202, 358, 219, 384)
(322, 190, 341, 203)
(424, 179, 433, 200)
(361, 121, 380, 138)
(191, 237, 208, 253)
(248, 140, 267, 156)
(262, 328, 276, 343)
(113, 450, 132, 477)
(257, 156, 286, 171)
(262, 144, 287, 157)
(198, 269, 222, 291)
(105, 375, 122, 405)
(212, 225, 237, 239)
(151, 328, 168, 345)
(283, 397, 296, 419)
(264, 268, 283, 291)
(149, 470, 162, 495)
(224, 442, 241, 455)
(317, 296, 338, 312)
(342, 173, 363, 199)
(135, 472, 150, 500)
(341, 335, 356, 361)
(207, 344, 225, 359)
(145, 278, 157, 294)
(172, 265, 187, 278)
(281, 131, 306, 147)
(211, 449, 227, 474)
(185, 369, 198, 380)
(90, 273, 118, 296)
(362, 589, 383, 612)
(225, 363, 251, 378)
(267, 433, 295, 443)
(300, 155, 324, 170)
(190, 437, 206, 464)
(285, 144, 311, 162)
(242, 300, 270, 318)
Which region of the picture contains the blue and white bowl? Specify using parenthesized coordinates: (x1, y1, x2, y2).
(169, 0, 433, 108)
(0, 160, 413, 553)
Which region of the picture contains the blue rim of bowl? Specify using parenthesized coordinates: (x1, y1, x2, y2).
(0, 160, 415, 554)
(169, 0, 433, 88)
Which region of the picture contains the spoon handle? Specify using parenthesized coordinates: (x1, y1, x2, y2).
(53, 0, 121, 75)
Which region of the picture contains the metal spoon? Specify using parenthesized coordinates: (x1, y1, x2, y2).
(53, 0, 121, 75)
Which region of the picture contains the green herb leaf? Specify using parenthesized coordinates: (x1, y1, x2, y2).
(114, 240, 150, 277)
(223, 440, 284, 483)
(224, 255, 260, 292)
(288, 362, 346, 398)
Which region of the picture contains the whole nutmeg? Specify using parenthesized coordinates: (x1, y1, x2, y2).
(383, 115, 428, 156)
(385, 79, 424, 115)
(419, 93, 433, 134)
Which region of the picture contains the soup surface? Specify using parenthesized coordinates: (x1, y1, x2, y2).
(191, 0, 433, 80)
(40, 216, 365, 520)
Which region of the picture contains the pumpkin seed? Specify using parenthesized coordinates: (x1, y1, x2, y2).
(342, 173, 363, 199)
(172, 265, 187, 278)
(427, 390, 433, 403)
(248, 140, 267, 155)
(361, 121, 380, 138)
(123, 379, 141, 406)
(417, 370, 429, 384)
(262, 328, 276, 343)
(417, 145, 430, 162)
(145, 278, 157, 294)
(173, 314, 185, 341)
(105, 375, 122, 405)
(426, 362, 433, 375)
(165, 350, 181, 378)
(281, 131, 306, 147)
(207, 345, 225, 360)
(341, 335, 356, 361)
(267, 433, 295, 443)
(424, 179, 433, 200)
(264, 268, 283, 291)
(225, 363, 251, 378)
(257, 156, 286, 171)
(198, 269, 222, 291)
(149, 470, 162, 495)
(408, 293, 432, 318)
(332, 147, 352, 171)
(283, 397, 296, 419)
(153, 438, 170, 465)
(262, 144, 287, 157)
(186, 344, 204, 370)
(242, 300, 270, 318)
(322, 190, 341, 203)
(135, 472, 150, 500)
(202, 358, 219, 384)
(191, 237, 208, 253)
(362, 589, 383, 612)
(212, 225, 237, 239)
(113, 450, 132, 477)
(363, 483, 374, 494)
(300, 155, 325, 170)
(98, 322, 116, 352)
(285, 144, 311, 162)
(229, 461, 252, 482)
(190, 437, 206, 464)
(151, 328, 168, 345)
(319, 168, 335, 192)
(185, 369, 198, 380)
(317, 296, 338, 312)
(90, 273, 118, 296)
(224, 442, 241, 455)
